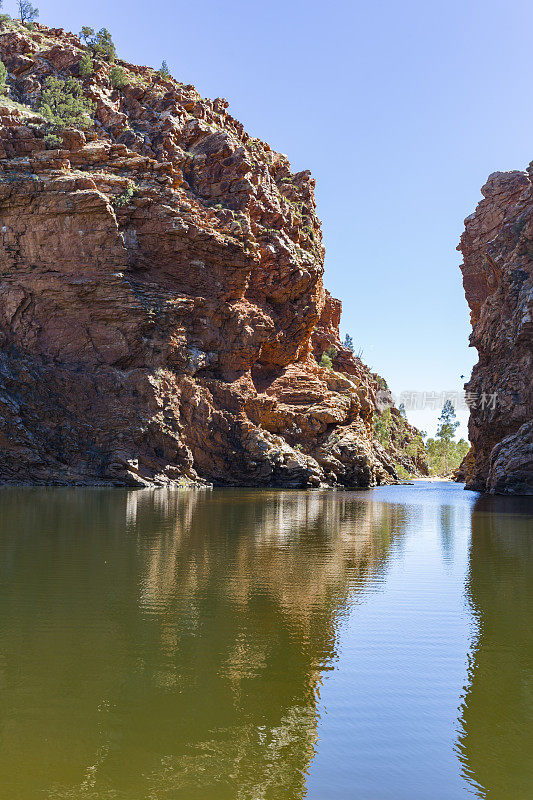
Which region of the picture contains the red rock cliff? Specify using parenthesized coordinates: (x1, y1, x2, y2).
(458, 170, 533, 494)
(0, 22, 416, 487)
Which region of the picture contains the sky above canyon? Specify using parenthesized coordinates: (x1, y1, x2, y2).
(6, 0, 530, 437)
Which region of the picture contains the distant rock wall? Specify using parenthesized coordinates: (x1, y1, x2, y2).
(458, 171, 533, 494)
(0, 22, 424, 487)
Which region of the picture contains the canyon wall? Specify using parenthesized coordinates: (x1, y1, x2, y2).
(458, 171, 532, 494)
(0, 22, 424, 487)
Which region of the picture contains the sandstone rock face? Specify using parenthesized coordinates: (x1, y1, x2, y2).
(486, 422, 533, 495)
(458, 170, 533, 494)
(0, 23, 423, 487)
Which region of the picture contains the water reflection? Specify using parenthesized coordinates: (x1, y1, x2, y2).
(0, 488, 407, 800)
(458, 494, 533, 799)
(439, 505, 455, 564)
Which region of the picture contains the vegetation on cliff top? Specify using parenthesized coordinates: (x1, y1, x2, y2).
(18, 0, 39, 26)
(79, 26, 116, 62)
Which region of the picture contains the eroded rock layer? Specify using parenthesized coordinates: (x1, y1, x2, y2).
(0, 23, 420, 487)
(458, 170, 533, 494)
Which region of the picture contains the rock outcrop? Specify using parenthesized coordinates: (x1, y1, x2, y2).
(458, 171, 533, 494)
(0, 22, 424, 487)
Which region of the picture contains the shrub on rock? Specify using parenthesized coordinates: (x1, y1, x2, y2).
(0, 60, 7, 95)
(78, 51, 94, 77)
(79, 26, 116, 62)
(38, 75, 95, 129)
(110, 66, 128, 90)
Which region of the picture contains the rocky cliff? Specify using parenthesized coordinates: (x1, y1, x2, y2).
(458, 171, 533, 494)
(0, 22, 423, 487)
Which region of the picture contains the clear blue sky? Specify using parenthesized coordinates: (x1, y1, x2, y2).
(6, 0, 532, 436)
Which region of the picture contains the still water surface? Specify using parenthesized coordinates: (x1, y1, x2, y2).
(0, 482, 532, 799)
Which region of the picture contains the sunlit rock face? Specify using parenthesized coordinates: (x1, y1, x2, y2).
(0, 23, 427, 488)
(458, 170, 533, 494)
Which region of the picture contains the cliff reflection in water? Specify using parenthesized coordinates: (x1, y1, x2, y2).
(125, 489, 407, 799)
(457, 494, 533, 799)
(0, 488, 407, 800)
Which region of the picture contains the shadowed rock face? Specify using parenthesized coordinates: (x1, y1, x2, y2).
(0, 23, 424, 487)
(458, 170, 533, 495)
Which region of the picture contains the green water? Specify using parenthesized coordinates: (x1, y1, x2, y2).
(0, 483, 531, 799)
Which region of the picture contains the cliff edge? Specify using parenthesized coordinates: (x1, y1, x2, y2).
(0, 22, 425, 487)
(458, 170, 532, 494)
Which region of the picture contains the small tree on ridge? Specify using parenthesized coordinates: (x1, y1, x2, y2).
(18, 0, 38, 25)
(79, 27, 116, 62)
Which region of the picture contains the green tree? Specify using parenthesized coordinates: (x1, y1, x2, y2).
(436, 400, 460, 474)
(318, 346, 337, 370)
(343, 333, 354, 352)
(319, 352, 333, 370)
(425, 437, 442, 475)
(0, 60, 7, 95)
(18, 0, 38, 24)
(38, 76, 95, 130)
(80, 27, 116, 62)
(374, 374, 389, 390)
(79, 26, 94, 44)
(374, 407, 392, 447)
(406, 432, 425, 461)
(78, 51, 94, 77)
(158, 60, 170, 78)
(110, 65, 128, 89)
(92, 28, 116, 61)
(425, 435, 469, 477)
(455, 438, 470, 463)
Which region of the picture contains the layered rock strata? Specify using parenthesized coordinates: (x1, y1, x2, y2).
(0, 22, 423, 487)
(458, 170, 532, 494)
